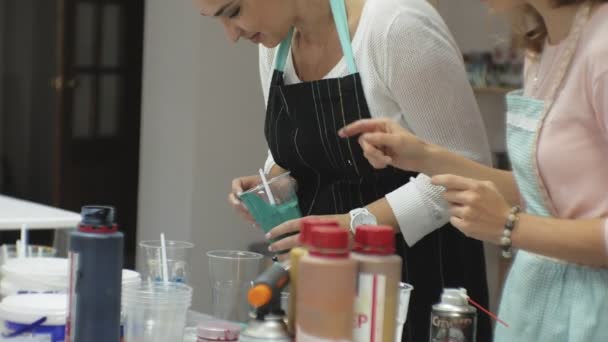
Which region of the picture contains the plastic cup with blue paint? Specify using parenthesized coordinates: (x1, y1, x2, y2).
(139, 240, 194, 284)
(238, 172, 302, 237)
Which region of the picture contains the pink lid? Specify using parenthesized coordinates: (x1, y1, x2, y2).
(197, 321, 241, 341)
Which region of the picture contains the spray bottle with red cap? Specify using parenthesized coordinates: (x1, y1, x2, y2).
(66, 206, 123, 342)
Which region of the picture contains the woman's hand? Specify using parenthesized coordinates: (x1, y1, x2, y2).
(228, 175, 262, 225)
(338, 118, 429, 172)
(431, 174, 511, 245)
(266, 214, 350, 261)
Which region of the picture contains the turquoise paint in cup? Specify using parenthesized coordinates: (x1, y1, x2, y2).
(239, 172, 302, 235)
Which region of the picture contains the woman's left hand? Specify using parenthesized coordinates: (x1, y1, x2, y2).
(431, 174, 511, 245)
(266, 214, 350, 260)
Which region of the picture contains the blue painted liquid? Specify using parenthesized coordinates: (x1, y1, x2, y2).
(239, 194, 302, 235)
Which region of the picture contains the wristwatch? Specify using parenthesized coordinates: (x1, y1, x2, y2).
(349, 208, 377, 235)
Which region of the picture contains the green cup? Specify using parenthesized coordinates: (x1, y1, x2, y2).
(239, 172, 302, 236)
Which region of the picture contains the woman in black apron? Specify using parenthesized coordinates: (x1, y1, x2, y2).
(197, 0, 492, 340)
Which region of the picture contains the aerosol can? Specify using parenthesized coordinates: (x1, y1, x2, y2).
(429, 288, 477, 342)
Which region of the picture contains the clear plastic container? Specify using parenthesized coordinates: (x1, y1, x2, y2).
(207, 250, 263, 322)
(122, 282, 193, 342)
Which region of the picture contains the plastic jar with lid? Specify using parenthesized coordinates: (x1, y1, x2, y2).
(197, 320, 241, 341)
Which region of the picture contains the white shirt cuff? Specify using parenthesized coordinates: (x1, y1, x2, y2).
(385, 174, 450, 247)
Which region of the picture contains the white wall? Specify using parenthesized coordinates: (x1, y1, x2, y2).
(437, 0, 510, 53)
(137, 0, 266, 312)
(437, 0, 510, 153)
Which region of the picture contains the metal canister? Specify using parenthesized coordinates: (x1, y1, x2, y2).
(238, 314, 292, 342)
(429, 288, 477, 342)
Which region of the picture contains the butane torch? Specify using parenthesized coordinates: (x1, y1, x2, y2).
(247, 261, 290, 318)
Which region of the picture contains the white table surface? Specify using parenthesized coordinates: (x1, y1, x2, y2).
(0, 195, 81, 230)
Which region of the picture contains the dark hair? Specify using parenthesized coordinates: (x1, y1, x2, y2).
(516, 0, 607, 54)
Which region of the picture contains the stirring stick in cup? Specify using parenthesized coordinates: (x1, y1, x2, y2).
(258, 168, 276, 206)
(160, 233, 170, 284)
(20, 224, 28, 258)
(16, 240, 22, 259)
(2, 245, 8, 263)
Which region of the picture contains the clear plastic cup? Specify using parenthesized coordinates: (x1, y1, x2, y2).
(207, 250, 263, 323)
(280, 291, 289, 314)
(122, 282, 192, 342)
(396, 282, 414, 342)
(238, 172, 302, 235)
(0, 244, 57, 265)
(139, 240, 194, 284)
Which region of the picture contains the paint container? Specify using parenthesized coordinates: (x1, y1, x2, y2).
(0, 293, 67, 342)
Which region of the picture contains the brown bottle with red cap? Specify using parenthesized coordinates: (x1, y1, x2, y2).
(288, 218, 339, 335)
(352, 225, 402, 342)
(296, 226, 357, 341)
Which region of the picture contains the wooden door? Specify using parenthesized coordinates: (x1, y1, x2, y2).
(53, 0, 144, 267)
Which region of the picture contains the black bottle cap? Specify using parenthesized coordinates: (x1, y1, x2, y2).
(80, 206, 116, 226)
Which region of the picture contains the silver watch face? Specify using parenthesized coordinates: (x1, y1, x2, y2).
(352, 211, 377, 230)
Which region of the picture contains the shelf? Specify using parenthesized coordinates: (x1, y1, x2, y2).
(0, 195, 81, 230)
(473, 86, 518, 94)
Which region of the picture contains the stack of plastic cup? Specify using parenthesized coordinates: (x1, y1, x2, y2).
(122, 282, 193, 342)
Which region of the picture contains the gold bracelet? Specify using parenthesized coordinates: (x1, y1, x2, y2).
(501, 206, 521, 259)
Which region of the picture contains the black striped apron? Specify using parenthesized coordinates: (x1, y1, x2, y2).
(264, 1, 491, 340)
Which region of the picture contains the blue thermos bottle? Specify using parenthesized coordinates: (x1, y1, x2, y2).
(66, 206, 123, 342)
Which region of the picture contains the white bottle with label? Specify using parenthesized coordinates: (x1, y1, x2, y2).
(352, 225, 402, 342)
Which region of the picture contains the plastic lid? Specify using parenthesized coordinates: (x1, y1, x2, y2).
(80, 206, 115, 225)
(441, 288, 469, 306)
(197, 320, 241, 341)
(0, 294, 67, 326)
(353, 225, 396, 255)
(299, 218, 340, 246)
(79, 205, 118, 233)
(248, 284, 272, 308)
(309, 227, 349, 257)
(2, 257, 68, 278)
